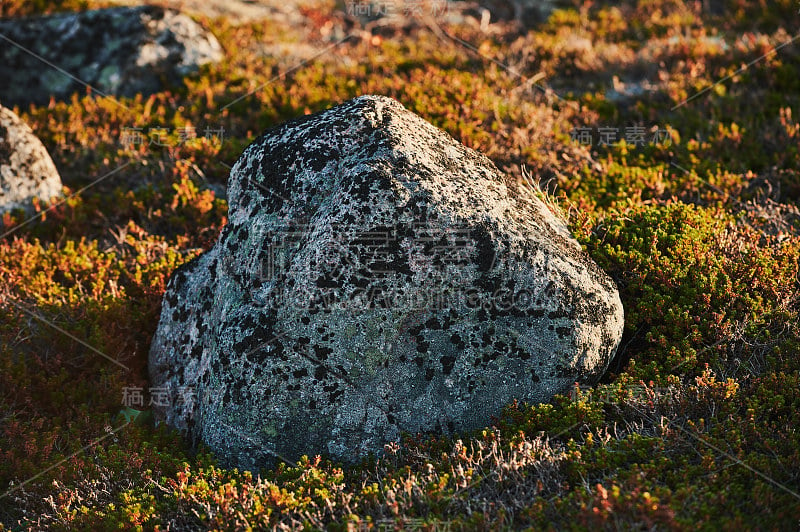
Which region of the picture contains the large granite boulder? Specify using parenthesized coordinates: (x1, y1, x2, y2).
(0, 106, 62, 215)
(0, 6, 223, 106)
(149, 95, 624, 470)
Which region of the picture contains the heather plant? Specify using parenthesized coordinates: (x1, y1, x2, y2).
(2, 0, 800, 529)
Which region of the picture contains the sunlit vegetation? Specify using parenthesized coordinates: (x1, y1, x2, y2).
(1, 0, 800, 528)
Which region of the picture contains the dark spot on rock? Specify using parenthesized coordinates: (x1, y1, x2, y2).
(556, 326, 572, 339)
(471, 225, 495, 273)
(330, 388, 345, 401)
(314, 345, 333, 360)
(425, 317, 441, 329)
(441, 355, 456, 375)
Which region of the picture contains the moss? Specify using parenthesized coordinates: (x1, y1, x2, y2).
(2, 0, 800, 528)
(582, 202, 799, 381)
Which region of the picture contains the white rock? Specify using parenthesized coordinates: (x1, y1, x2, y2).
(0, 106, 62, 215)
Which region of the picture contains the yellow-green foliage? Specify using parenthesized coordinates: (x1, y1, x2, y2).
(2, 0, 800, 529)
(585, 202, 800, 381)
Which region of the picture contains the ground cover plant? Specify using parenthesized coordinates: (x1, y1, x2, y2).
(1, 0, 800, 529)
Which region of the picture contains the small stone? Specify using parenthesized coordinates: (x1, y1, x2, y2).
(0, 105, 62, 215)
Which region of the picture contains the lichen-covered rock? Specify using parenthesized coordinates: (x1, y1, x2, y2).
(149, 95, 624, 470)
(0, 6, 223, 106)
(0, 106, 62, 215)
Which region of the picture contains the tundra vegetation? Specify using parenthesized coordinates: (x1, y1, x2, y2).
(1, 0, 799, 529)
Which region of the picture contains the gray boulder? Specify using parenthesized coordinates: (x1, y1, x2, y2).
(0, 6, 223, 106)
(0, 105, 62, 215)
(149, 95, 624, 470)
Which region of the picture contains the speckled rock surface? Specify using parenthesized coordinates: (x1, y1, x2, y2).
(0, 106, 62, 215)
(0, 6, 222, 106)
(149, 95, 624, 470)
